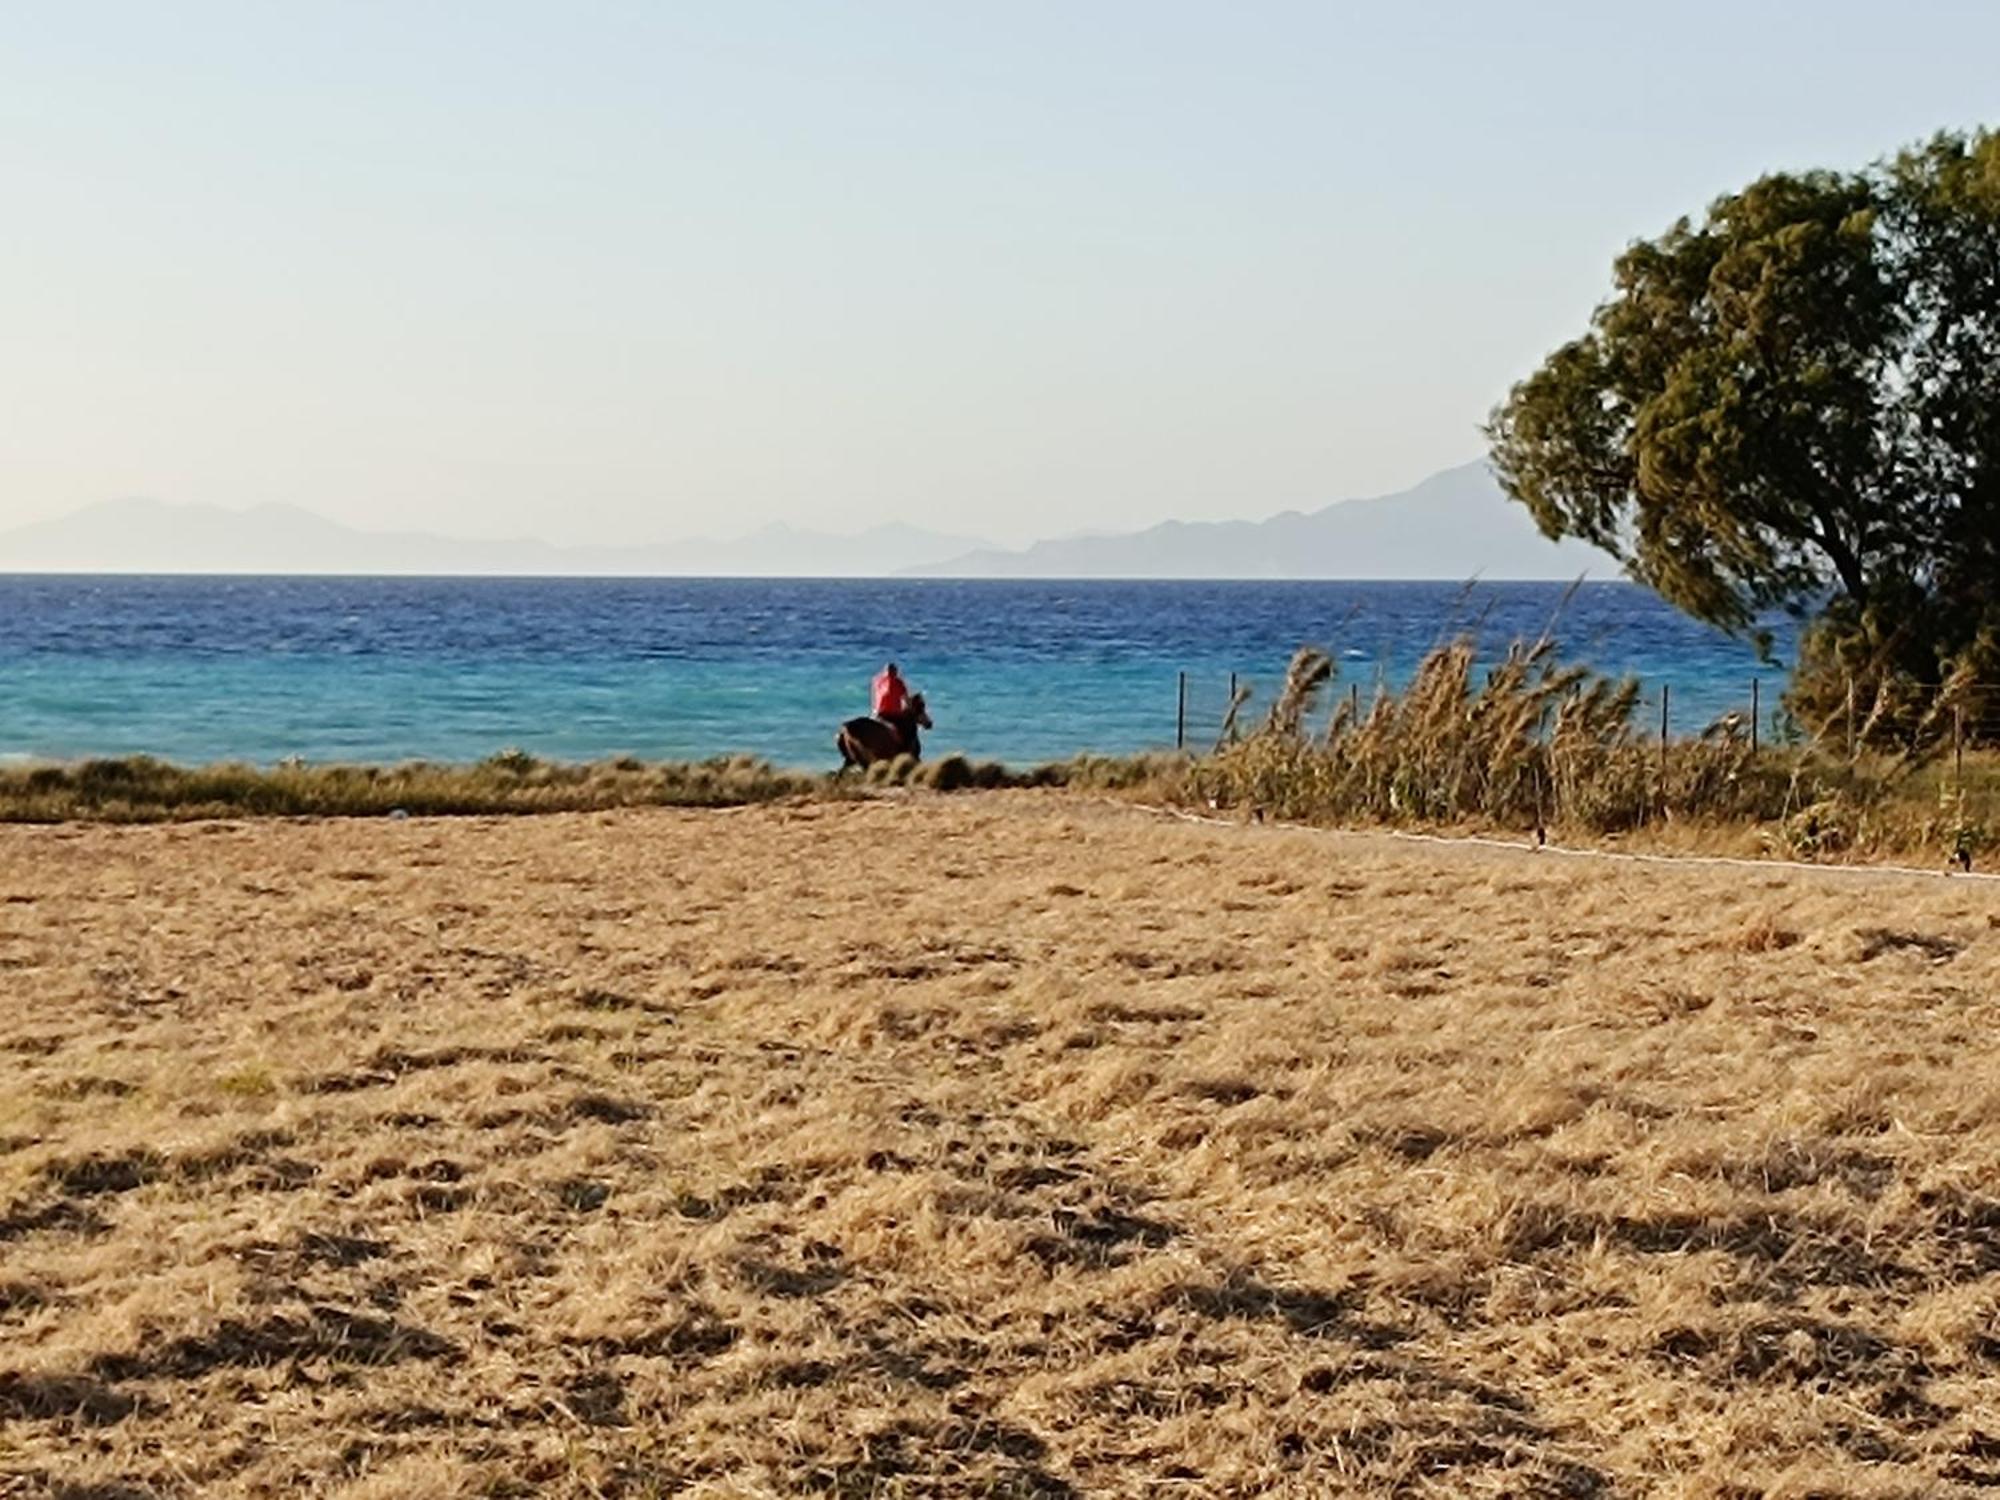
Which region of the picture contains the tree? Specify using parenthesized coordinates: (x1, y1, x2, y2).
(1487, 129, 2000, 743)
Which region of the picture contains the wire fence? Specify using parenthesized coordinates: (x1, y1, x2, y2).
(1171, 671, 2000, 760)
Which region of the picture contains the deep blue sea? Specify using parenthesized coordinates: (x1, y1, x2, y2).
(0, 577, 1794, 769)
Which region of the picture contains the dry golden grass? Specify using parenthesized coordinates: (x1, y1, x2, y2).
(2, 793, 1997, 1497)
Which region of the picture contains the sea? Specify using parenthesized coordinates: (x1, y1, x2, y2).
(0, 576, 1794, 769)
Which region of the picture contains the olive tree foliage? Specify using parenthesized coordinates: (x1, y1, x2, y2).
(1487, 130, 2000, 743)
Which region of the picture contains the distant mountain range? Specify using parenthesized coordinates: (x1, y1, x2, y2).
(0, 464, 1617, 578)
(0, 499, 988, 576)
(907, 463, 1613, 578)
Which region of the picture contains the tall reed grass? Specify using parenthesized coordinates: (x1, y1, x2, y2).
(1191, 638, 2000, 860)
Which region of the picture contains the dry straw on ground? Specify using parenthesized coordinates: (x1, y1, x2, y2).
(2, 793, 1997, 1496)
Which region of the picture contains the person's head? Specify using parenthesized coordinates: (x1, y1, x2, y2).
(883, 662, 901, 679)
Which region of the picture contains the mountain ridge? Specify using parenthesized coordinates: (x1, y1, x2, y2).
(0, 500, 989, 576)
(903, 463, 1615, 580)
(0, 464, 1618, 578)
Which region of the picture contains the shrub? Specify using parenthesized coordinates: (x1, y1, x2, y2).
(482, 748, 542, 776)
(917, 755, 976, 791)
(1778, 795, 1859, 860)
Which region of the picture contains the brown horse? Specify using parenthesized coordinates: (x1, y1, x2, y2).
(836, 693, 931, 769)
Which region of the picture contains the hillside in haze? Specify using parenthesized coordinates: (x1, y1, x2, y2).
(0, 500, 988, 576)
(909, 464, 1616, 579)
(0, 466, 1617, 578)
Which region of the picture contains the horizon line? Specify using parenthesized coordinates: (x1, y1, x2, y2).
(0, 569, 1620, 584)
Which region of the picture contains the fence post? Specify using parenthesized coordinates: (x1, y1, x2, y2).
(1176, 671, 1187, 750)
(1349, 682, 1359, 720)
(1750, 677, 1759, 754)
(1659, 684, 1670, 816)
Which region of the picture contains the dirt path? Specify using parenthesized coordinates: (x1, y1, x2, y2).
(2, 793, 1997, 1496)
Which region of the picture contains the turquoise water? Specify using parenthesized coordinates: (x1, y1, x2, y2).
(0, 577, 1792, 768)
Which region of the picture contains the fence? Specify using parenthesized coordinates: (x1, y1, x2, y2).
(1171, 670, 2000, 763)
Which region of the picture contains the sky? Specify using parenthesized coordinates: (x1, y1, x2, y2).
(3, 3, 1997, 550)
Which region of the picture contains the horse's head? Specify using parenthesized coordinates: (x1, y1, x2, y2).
(908, 693, 933, 729)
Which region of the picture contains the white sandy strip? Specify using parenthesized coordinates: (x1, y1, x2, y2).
(1130, 800, 2000, 886)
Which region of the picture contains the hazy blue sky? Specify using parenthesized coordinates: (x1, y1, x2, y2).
(4, 3, 1996, 547)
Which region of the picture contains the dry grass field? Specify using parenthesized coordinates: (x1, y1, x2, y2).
(2, 793, 1998, 1498)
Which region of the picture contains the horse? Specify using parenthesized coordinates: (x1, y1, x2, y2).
(836, 693, 931, 770)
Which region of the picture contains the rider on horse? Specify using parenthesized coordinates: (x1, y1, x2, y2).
(872, 663, 915, 751)
(834, 663, 932, 769)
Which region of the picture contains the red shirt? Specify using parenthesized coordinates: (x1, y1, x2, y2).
(872, 670, 908, 717)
